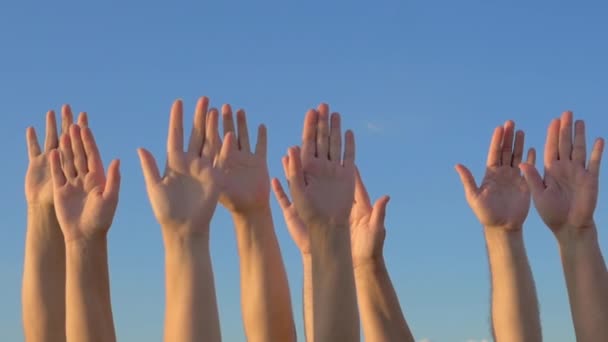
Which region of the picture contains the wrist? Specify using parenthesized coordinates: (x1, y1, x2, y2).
(26, 206, 63, 241)
(162, 225, 210, 249)
(353, 255, 385, 275)
(231, 204, 272, 227)
(554, 222, 598, 244)
(161, 223, 210, 242)
(483, 225, 524, 242)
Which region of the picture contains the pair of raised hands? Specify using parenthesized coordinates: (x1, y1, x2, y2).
(456, 111, 604, 237)
(271, 104, 389, 266)
(136, 97, 272, 240)
(25, 107, 120, 243)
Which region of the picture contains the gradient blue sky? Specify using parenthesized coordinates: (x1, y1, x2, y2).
(1, 1, 607, 341)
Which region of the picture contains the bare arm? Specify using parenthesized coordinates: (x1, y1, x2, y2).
(353, 258, 413, 342)
(284, 105, 359, 341)
(64, 238, 115, 342)
(22, 108, 74, 342)
(162, 232, 220, 342)
(217, 106, 295, 341)
(558, 226, 608, 340)
(484, 229, 541, 341)
(50, 122, 120, 342)
(350, 170, 414, 342)
(457, 120, 541, 341)
(272, 179, 314, 341)
(231, 210, 295, 341)
(521, 112, 608, 341)
(22, 206, 66, 342)
(138, 98, 223, 342)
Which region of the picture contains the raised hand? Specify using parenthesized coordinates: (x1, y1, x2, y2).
(349, 169, 390, 269)
(286, 104, 356, 227)
(50, 124, 120, 241)
(218, 105, 296, 342)
(22, 106, 86, 342)
(139, 97, 223, 342)
(48, 115, 119, 342)
(25, 106, 87, 206)
(272, 155, 310, 254)
(138, 98, 223, 233)
(520, 112, 608, 342)
(456, 120, 542, 342)
(456, 120, 535, 230)
(216, 104, 269, 214)
(272, 166, 389, 265)
(280, 103, 359, 342)
(520, 111, 604, 234)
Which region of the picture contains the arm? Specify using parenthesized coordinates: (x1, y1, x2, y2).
(272, 178, 314, 341)
(216, 106, 295, 341)
(520, 112, 608, 341)
(284, 104, 359, 341)
(484, 228, 541, 341)
(353, 258, 412, 342)
(558, 226, 608, 341)
(22, 206, 66, 342)
(64, 238, 115, 342)
(50, 122, 120, 342)
(162, 232, 220, 342)
(138, 98, 223, 342)
(22, 107, 77, 342)
(456, 120, 541, 341)
(350, 170, 414, 342)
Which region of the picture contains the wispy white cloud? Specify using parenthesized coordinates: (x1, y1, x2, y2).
(365, 122, 384, 133)
(418, 338, 432, 342)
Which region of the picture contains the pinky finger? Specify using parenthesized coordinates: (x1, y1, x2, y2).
(526, 148, 537, 166)
(271, 178, 292, 210)
(49, 150, 67, 188)
(103, 160, 121, 200)
(343, 130, 355, 166)
(26, 127, 42, 160)
(78, 112, 89, 128)
(588, 138, 605, 177)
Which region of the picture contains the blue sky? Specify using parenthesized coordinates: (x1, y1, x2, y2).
(1, 1, 607, 341)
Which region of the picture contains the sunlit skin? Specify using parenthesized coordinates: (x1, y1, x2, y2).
(273, 166, 414, 342)
(520, 112, 608, 342)
(215, 105, 296, 341)
(49, 119, 120, 342)
(22, 106, 83, 342)
(138, 98, 222, 342)
(274, 104, 359, 342)
(456, 120, 542, 342)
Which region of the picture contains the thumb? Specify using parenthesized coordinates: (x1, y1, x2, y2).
(455, 164, 478, 199)
(370, 195, 390, 226)
(137, 148, 161, 187)
(519, 163, 545, 198)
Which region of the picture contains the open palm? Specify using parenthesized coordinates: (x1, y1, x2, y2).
(286, 104, 356, 226)
(138, 98, 223, 233)
(217, 105, 270, 214)
(25, 106, 82, 206)
(349, 169, 390, 267)
(50, 125, 120, 242)
(520, 112, 604, 232)
(457, 121, 535, 230)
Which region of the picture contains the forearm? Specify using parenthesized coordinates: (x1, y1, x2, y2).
(302, 254, 313, 342)
(163, 230, 221, 342)
(484, 228, 541, 342)
(65, 238, 115, 342)
(558, 225, 608, 342)
(354, 258, 414, 342)
(22, 206, 66, 342)
(232, 208, 296, 342)
(310, 225, 359, 342)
